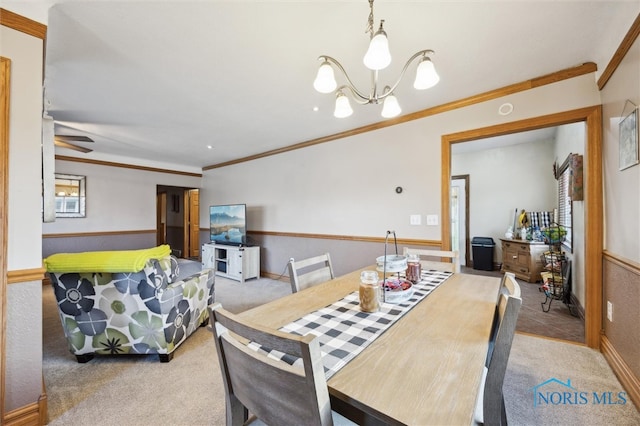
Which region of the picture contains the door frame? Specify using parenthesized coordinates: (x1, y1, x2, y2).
(441, 105, 603, 349)
(1, 56, 11, 420)
(156, 192, 167, 246)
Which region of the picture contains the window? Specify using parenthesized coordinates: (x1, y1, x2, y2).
(557, 155, 573, 251)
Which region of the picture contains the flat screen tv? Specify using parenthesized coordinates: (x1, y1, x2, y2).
(209, 204, 247, 245)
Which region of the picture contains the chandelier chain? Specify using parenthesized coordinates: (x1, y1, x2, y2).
(365, 0, 374, 37)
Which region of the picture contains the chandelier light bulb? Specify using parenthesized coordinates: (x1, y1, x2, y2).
(313, 60, 337, 93)
(363, 21, 391, 70)
(414, 56, 440, 90)
(334, 91, 353, 118)
(381, 93, 401, 118)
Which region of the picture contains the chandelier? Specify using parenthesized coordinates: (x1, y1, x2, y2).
(313, 0, 440, 119)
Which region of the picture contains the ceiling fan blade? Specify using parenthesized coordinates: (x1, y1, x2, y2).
(54, 135, 94, 143)
(54, 140, 93, 153)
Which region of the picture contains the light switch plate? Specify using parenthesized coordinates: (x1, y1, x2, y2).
(410, 214, 421, 225)
(426, 214, 438, 226)
(607, 301, 613, 322)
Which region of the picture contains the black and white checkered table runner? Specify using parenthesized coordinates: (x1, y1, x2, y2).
(250, 269, 453, 380)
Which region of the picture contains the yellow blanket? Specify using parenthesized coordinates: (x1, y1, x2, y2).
(44, 245, 171, 273)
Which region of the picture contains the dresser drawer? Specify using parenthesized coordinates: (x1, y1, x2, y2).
(503, 261, 529, 275)
(501, 238, 545, 282)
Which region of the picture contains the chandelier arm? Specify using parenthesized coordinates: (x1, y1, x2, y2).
(337, 85, 370, 105)
(319, 56, 370, 102)
(380, 49, 435, 97)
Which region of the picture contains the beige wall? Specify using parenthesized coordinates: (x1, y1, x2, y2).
(201, 74, 601, 274)
(602, 41, 640, 261)
(1, 25, 44, 412)
(600, 28, 640, 389)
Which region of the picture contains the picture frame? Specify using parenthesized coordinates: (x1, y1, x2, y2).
(619, 108, 639, 170)
(54, 173, 86, 218)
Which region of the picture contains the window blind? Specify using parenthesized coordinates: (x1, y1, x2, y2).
(557, 155, 573, 249)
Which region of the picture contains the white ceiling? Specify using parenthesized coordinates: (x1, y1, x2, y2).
(4, 1, 639, 171)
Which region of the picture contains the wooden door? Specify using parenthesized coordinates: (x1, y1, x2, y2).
(189, 189, 200, 257)
(183, 189, 200, 258)
(156, 192, 167, 246)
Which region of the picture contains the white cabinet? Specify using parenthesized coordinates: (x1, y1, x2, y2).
(202, 243, 260, 283)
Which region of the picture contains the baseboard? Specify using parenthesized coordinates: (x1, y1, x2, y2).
(3, 393, 47, 426)
(601, 335, 640, 411)
(468, 260, 502, 271)
(569, 292, 585, 320)
(259, 271, 288, 282)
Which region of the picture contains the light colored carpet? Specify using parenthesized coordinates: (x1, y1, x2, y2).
(42, 263, 639, 425)
(505, 333, 640, 425)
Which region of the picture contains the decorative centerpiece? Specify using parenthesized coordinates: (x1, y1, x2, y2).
(376, 230, 413, 304)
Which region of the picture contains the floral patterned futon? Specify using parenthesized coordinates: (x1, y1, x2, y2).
(47, 255, 214, 362)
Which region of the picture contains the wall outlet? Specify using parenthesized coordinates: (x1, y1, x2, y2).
(607, 301, 613, 322)
(426, 214, 439, 226)
(410, 214, 422, 225)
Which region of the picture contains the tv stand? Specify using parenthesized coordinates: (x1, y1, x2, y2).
(202, 243, 260, 283)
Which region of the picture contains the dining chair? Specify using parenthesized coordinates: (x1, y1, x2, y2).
(486, 273, 521, 366)
(208, 303, 355, 426)
(288, 253, 335, 293)
(474, 291, 522, 426)
(402, 247, 461, 273)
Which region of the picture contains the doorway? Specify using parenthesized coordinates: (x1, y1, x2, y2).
(156, 186, 200, 259)
(441, 106, 603, 349)
(184, 188, 200, 259)
(451, 175, 469, 266)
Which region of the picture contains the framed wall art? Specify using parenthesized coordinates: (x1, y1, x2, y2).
(619, 105, 639, 171)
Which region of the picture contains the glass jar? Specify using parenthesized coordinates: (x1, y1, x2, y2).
(406, 254, 421, 284)
(359, 270, 379, 312)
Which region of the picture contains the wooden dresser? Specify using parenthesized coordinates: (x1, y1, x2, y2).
(500, 238, 547, 282)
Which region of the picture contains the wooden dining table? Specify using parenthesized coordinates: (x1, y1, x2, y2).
(239, 267, 501, 425)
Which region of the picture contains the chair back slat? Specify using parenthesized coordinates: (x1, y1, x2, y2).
(288, 253, 335, 293)
(402, 247, 461, 273)
(502, 272, 521, 298)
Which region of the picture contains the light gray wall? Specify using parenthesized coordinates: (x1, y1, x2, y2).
(2, 25, 44, 412)
(201, 74, 601, 275)
(451, 138, 557, 264)
(42, 159, 202, 256)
